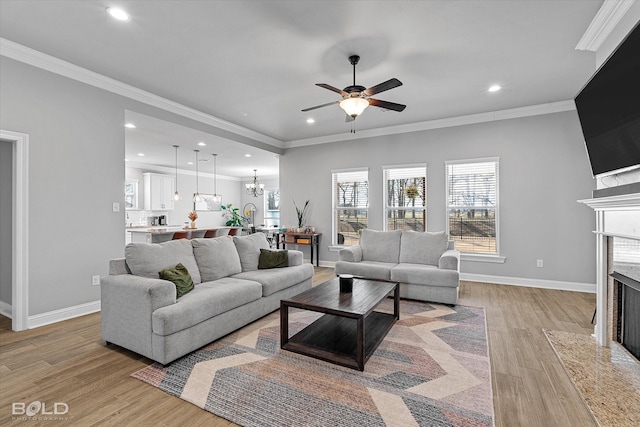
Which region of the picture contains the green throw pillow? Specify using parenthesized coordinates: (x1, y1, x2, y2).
(159, 263, 194, 298)
(258, 249, 289, 269)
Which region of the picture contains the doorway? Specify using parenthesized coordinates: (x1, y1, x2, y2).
(0, 130, 29, 331)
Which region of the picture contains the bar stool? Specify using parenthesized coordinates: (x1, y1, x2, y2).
(172, 231, 190, 240)
(190, 230, 206, 239)
(227, 227, 240, 236)
(204, 228, 221, 238)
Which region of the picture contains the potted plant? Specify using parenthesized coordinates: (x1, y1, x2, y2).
(221, 203, 247, 227)
(294, 199, 309, 231)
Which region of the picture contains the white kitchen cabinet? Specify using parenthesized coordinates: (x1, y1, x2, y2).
(143, 173, 175, 211)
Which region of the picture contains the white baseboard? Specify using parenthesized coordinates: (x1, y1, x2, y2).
(460, 273, 596, 293)
(0, 300, 12, 318)
(317, 262, 595, 293)
(28, 300, 101, 329)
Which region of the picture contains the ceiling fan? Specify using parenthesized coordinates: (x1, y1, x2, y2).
(302, 55, 406, 123)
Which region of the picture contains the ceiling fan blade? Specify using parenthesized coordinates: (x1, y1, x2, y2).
(368, 98, 407, 112)
(301, 100, 339, 112)
(363, 78, 403, 96)
(316, 83, 347, 96)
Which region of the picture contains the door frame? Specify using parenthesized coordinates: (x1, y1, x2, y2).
(1, 129, 29, 331)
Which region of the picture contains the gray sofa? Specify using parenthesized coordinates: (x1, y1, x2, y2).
(101, 233, 314, 364)
(335, 229, 460, 304)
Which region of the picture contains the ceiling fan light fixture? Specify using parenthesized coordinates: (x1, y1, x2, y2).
(340, 97, 369, 118)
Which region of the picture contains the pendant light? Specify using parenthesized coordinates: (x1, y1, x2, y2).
(245, 169, 265, 197)
(212, 153, 222, 205)
(193, 149, 202, 202)
(172, 145, 180, 201)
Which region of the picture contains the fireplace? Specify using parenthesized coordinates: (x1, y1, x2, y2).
(612, 272, 640, 359)
(579, 191, 640, 353)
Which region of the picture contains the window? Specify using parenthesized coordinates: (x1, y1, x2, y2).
(332, 169, 368, 245)
(384, 165, 426, 232)
(446, 159, 499, 254)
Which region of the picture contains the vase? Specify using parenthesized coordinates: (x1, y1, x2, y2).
(190, 221, 196, 229)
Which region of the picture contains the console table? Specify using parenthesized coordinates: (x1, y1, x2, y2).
(275, 232, 321, 267)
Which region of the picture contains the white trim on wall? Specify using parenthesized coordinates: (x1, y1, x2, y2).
(1, 129, 29, 331)
(0, 38, 283, 150)
(575, 0, 635, 51)
(28, 300, 101, 329)
(317, 259, 596, 293)
(286, 101, 576, 148)
(460, 272, 596, 294)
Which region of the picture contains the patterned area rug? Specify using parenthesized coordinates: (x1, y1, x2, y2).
(133, 299, 494, 427)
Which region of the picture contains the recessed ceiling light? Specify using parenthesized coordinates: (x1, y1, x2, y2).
(488, 85, 502, 93)
(137, 153, 144, 157)
(187, 161, 194, 165)
(106, 7, 130, 21)
(245, 154, 252, 158)
(124, 123, 136, 128)
(197, 142, 206, 146)
(306, 118, 315, 124)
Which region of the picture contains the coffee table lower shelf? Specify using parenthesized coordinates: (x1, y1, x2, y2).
(282, 311, 395, 370)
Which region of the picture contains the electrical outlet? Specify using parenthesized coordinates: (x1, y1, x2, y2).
(92, 275, 101, 286)
(112, 202, 120, 212)
(536, 259, 544, 268)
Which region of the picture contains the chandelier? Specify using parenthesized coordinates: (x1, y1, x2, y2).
(245, 169, 264, 197)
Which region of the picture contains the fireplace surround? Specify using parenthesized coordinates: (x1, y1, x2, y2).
(579, 191, 640, 352)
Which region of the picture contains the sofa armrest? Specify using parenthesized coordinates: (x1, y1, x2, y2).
(287, 249, 304, 266)
(439, 249, 460, 271)
(101, 274, 176, 358)
(339, 246, 363, 262)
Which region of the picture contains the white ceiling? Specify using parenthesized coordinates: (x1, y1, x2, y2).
(0, 0, 606, 175)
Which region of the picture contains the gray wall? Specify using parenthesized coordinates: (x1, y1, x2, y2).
(280, 111, 597, 285)
(0, 57, 280, 316)
(0, 140, 11, 306)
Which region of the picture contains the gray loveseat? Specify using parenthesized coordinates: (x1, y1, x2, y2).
(335, 229, 460, 304)
(101, 233, 314, 364)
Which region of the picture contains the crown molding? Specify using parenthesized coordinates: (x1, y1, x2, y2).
(285, 100, 576, 148)
(575, 0, 635, 51)
(0, 38, 284, 149)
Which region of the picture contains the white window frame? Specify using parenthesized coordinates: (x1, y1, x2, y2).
(445, 158, 505, 263)
(382, 164, 427, 232)
(332, 168, 369, 246)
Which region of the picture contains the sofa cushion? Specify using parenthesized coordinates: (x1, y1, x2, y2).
(151, 277, 262, 336)
(232, 263, 314, 297)
(233, 233, 271, 272)
(158, 263, 194, 298)
(258, 249, 289, 269)
(334, 260, 395, 281)
(360, 229, 402, 263)
(191, 236, 242, 281)
(391, 263, 459, 288)
(399, 231, 449, 266)
(125, 239, 201, 284)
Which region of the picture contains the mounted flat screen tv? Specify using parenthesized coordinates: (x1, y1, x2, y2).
(575, 23, 640, 177)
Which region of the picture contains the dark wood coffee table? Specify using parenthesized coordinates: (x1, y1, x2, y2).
(280, 277, 399, 371)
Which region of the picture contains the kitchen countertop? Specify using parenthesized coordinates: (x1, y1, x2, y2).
(127, 226, 235, 235)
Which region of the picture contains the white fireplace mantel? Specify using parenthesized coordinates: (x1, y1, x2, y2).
(578, 192, 640, 346)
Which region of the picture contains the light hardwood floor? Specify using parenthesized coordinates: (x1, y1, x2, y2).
(0, 268, 597, 426)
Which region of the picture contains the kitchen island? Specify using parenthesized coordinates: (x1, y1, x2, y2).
(126, 227, 238, 243)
